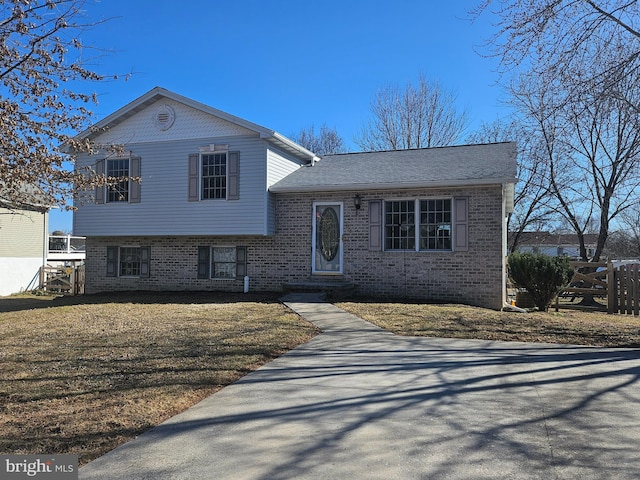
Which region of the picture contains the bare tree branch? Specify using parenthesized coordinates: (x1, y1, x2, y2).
(355, 75, 468, 151)
(289, 124, 346, 156)
(0, 0, 122, 209)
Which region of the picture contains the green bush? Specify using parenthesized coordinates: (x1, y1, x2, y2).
(508, 252, 574, 311)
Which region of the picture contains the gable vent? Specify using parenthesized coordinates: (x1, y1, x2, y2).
(153, 104, 175, 131)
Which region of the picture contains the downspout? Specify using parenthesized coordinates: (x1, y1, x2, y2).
(501, 183, 508, 309)
(501, 182, 526, 311)
(42, 210, 48, 288)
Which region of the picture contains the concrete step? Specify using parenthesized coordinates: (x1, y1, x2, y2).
(283, 279, 356, 299)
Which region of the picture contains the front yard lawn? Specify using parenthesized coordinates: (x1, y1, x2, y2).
(335, 300, 640, 347)
(0, 292, 318, 465)
(3, 292, 640, 466)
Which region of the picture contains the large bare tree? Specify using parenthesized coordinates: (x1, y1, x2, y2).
(1, 0, 117, 209)
(474, 0, 640, 109)
(290, 124, 346, 155)
(510, 65, 640, 262)
(355, 75, 469, 151)
(467, 119, 554, 252)
(476, 1, 640, 261)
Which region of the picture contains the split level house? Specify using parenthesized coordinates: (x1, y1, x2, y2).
(72, 87, 518, 310)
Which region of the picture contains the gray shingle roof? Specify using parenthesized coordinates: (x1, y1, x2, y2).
(270, 142, 518, 193)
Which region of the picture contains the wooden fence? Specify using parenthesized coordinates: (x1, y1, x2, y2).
(40, 264, 85, 295)
(556, 261, 640, 315)
(608, 262, 640, 315)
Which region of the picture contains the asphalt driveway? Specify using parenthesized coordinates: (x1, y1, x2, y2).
(79, 294, 640, 479)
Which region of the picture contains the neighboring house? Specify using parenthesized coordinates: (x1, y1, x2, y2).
(72, 87, 518, 309)
(0, 200, 48, 296)
(513, 232, 598, 259)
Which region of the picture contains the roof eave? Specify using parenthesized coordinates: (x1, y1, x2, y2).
(264, 132, 319, 164)
(66, 87, 318, 163)
(270, 177, 517, 193)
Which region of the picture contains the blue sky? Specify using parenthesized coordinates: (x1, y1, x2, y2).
(51, 0, 507, 232)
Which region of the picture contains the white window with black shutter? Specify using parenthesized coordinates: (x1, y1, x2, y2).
(106, 246, 150, 277)
(188, 145, 239, 202)
(197, 246, 247, 279)
(95, 156, 141, 204)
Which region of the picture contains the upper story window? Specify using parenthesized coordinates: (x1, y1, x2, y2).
(188, 150, 239, 202)
(201, 153, 227, 200)
(384, 198, 452, 251)
(107, 158, 129, 202)
(94, 157, 140, 205)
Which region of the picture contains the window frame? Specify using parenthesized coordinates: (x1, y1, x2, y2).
(197, 245, 247, 280)
(106, 158, 130, 203)
(419, 198, 452, 251)
(384, 198, 416, 251)
(383, 197, 454, 252)
(118, 246, 141, 277)
(200, 152, 228, 200)
(106, 245, 150, 278)
(211, 245, 237, 279)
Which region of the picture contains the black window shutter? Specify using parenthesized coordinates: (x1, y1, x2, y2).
(95, 159, 105, 204)
(197, 246, 211, 279)
(188, 154, 199, 202)
(369, 200, 382, 251)
(227, 151, 239, 200)
(139, 246, 150, 278)
(236, 246, 247, 277)
(129, 157, 141, 203)
(106, 246, 118, 277)
(453, 197, 469, 252)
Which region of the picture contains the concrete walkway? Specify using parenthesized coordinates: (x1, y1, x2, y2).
(79, 293, 640, 479)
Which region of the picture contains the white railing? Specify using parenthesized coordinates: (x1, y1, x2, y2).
(48, 235, 86, 254)
(47, 235, 86, 261)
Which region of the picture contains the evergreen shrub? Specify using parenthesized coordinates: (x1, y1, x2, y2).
(508, 252, 574, 311)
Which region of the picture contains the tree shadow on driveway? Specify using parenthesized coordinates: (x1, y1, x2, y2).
(79, 334, 640, 480)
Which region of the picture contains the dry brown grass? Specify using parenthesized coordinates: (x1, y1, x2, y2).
(4, 292, 640, 466)
(0, 292, 318, 465)
(335, 300, 640, 347)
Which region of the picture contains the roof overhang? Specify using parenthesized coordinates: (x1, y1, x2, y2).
(270, 177, 517, 193)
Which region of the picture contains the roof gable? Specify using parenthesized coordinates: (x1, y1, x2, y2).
(270, 142, 518, 193)
(89, 97, 256, 145)
(73, 87, 317, 162)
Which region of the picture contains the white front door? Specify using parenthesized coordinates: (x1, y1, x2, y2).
(312, 202, 343, 274)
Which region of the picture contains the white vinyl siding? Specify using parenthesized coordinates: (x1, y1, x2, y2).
(74, 136, 297, 236)
(266, 147, 307, 235)
(91, 98, 256, 145)
(0, 207, 46, 258)
(0, 207, 47, 296)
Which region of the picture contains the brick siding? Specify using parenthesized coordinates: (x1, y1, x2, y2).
(85, 185, 505, 309)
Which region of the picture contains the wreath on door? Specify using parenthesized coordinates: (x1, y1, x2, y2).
(319, 207, 339, 261)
